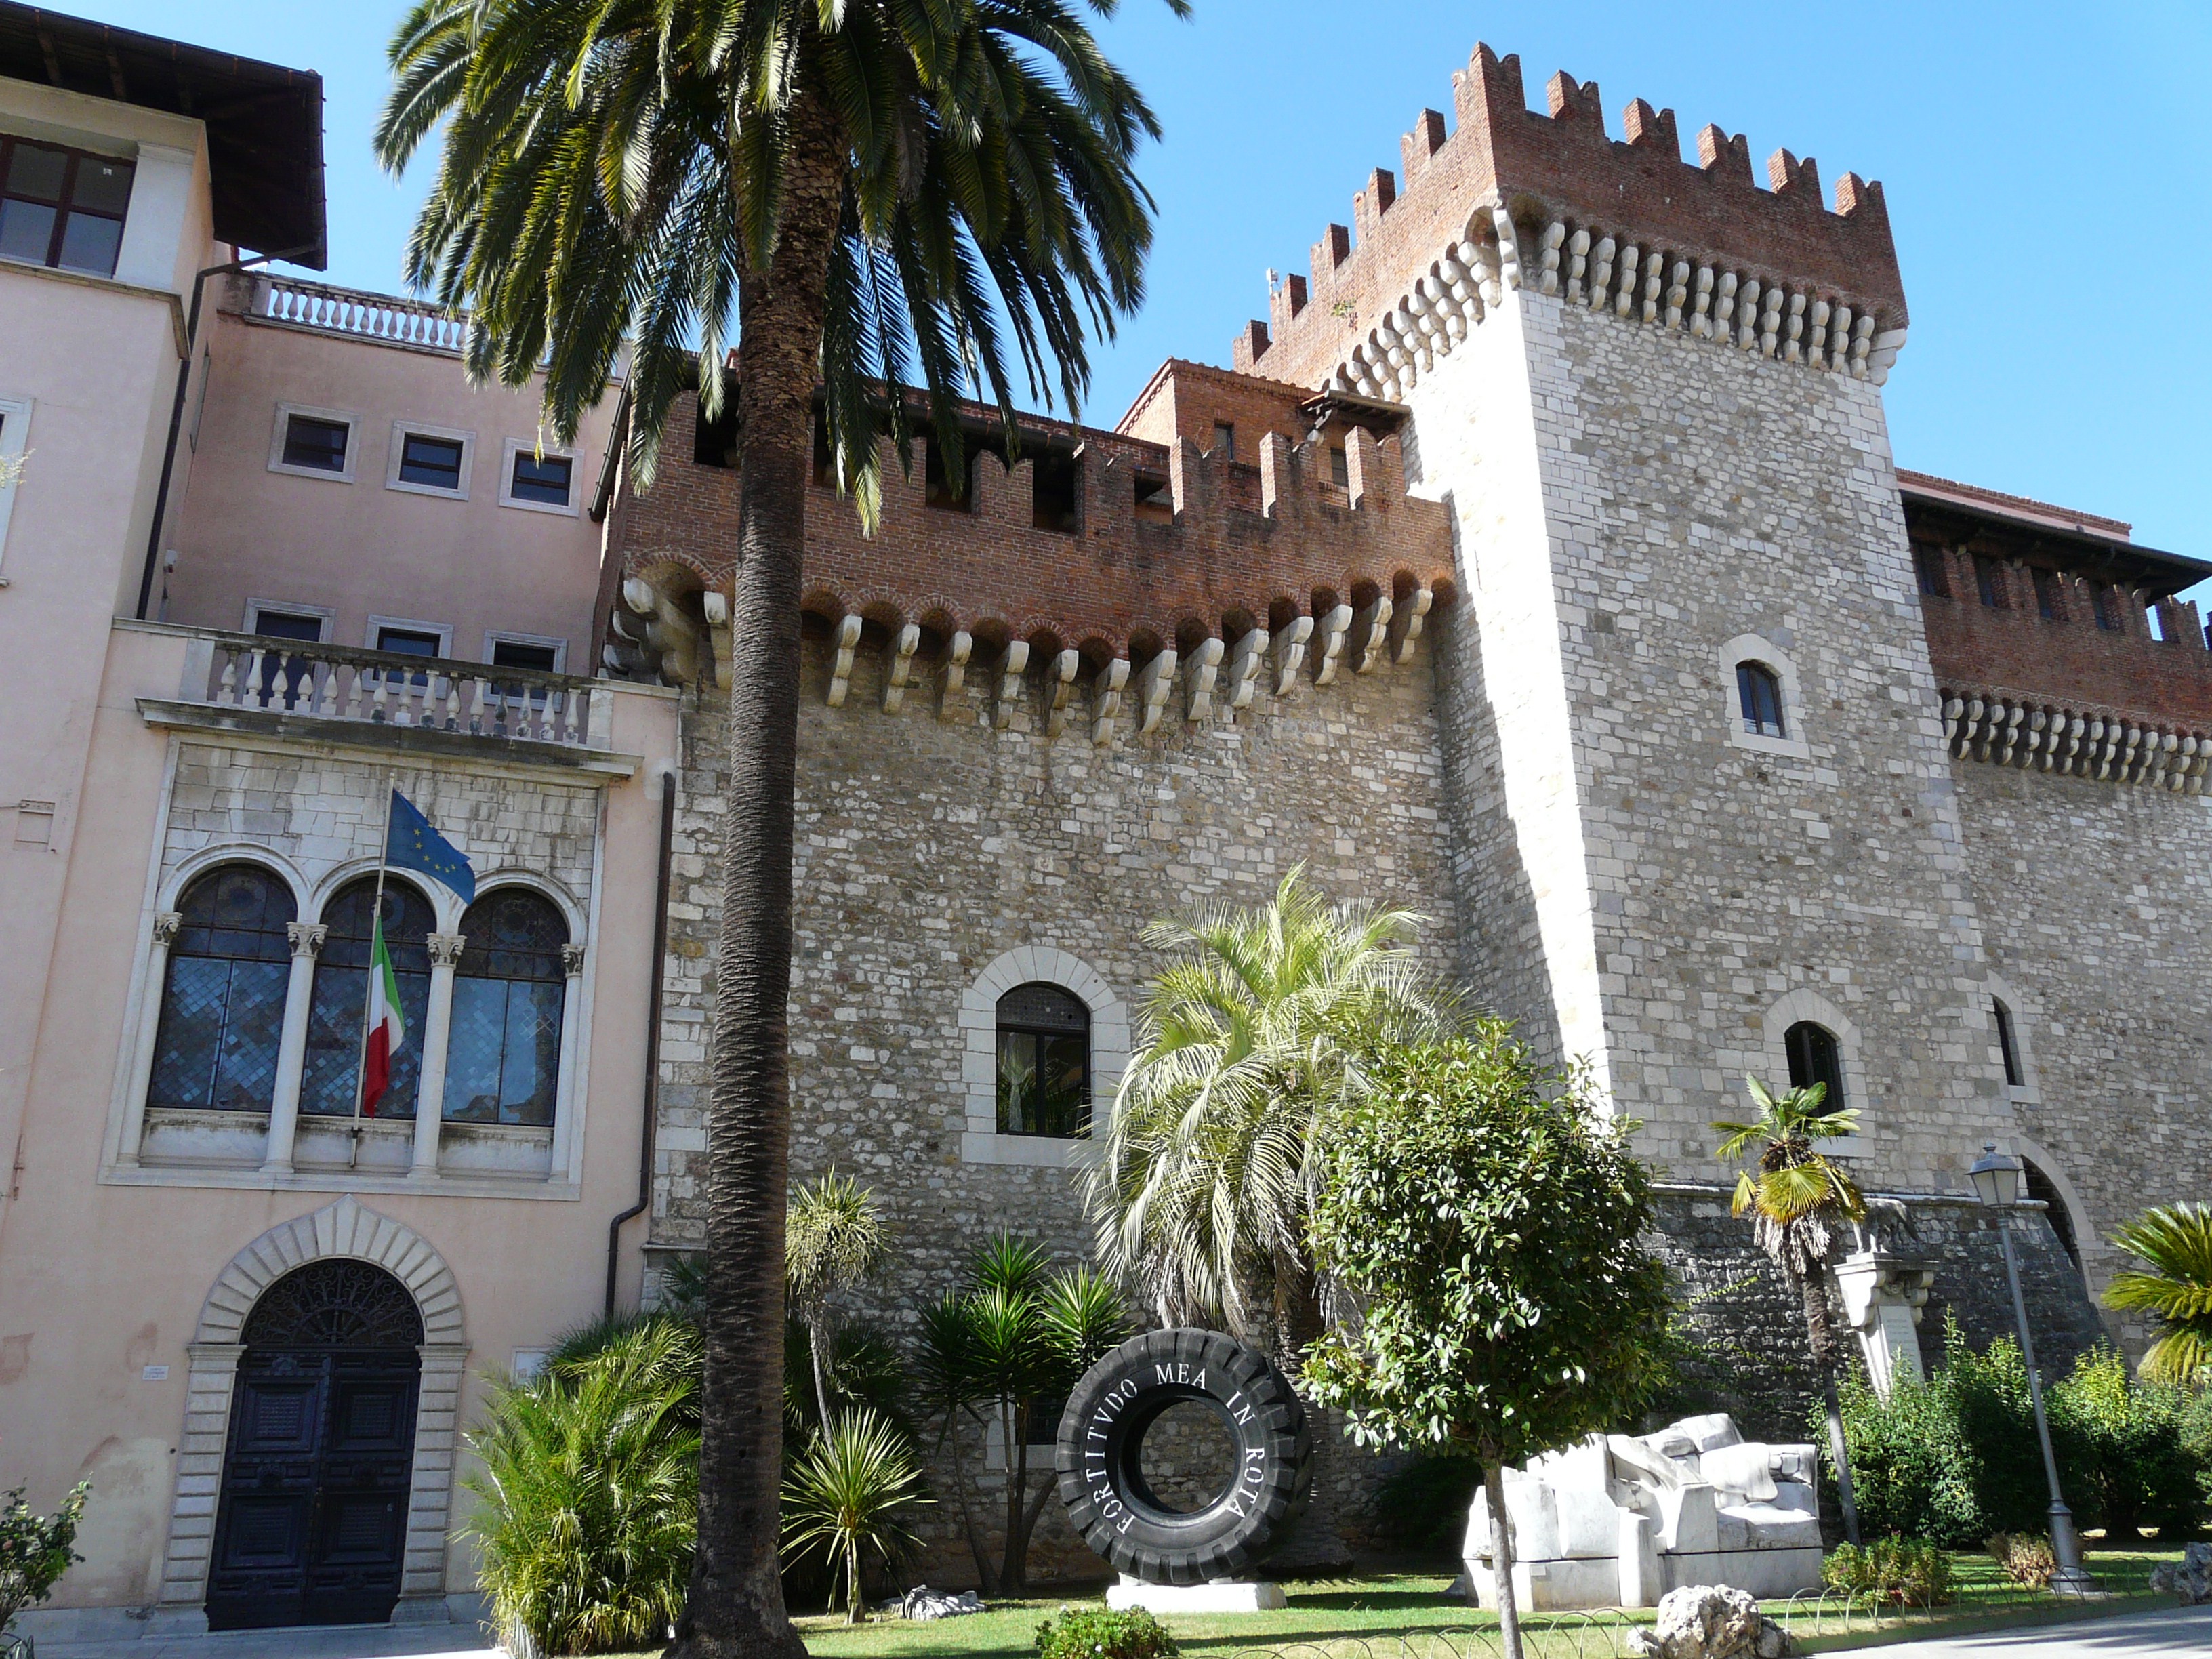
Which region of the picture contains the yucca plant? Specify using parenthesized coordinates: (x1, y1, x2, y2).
(1713, 1076, 1868, 1542)
(780, 1408, 928, 1624)
(466, 1318, 701, 1655)
(2106, 1203, 2212, 1385)
(786, 1171, 888, 1429)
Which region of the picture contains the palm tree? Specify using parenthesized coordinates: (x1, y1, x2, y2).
(2104, 1202, 2212, 1385)
(780, 1408, 929, 1625)
(1712, 1076, 1866, 1544)
(785, 1172, 886, 1430)
(376, 7, 1177, 1654)
(1089, 867, 1453, 1358)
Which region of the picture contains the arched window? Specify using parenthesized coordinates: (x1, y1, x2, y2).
(1784, 1021, 1845, 1109)
(444, 889, 568, 1126)
(996, 982, 1090, 1138)
(1992, 998, 2024, 1088)
(148, 865, 296, 1112)
(1737, 661, 1786, 738)
(300, 878, 434, 1118)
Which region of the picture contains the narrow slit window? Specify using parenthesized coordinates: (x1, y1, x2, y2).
(2092, 585, 2121, 632)
(1328, 445, 1350, 487)
(1974, 555, 2007, 609)
(1912, 545, 1949, 598)
(1736, 662, 1786, 739)
(2032, 568, 2062, 621)
(1212, 422, 1235, 459)
(1992, 998, 2024, 1088)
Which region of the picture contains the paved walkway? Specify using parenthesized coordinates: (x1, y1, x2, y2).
(1846, 1601, 2212, 1656)
(37, 1626, 500, 1659)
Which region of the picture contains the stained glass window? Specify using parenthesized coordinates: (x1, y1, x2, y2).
(148, 866, 295, 1112)
(301, 879, 434, 1118)
(996, 982, 1090, 1138)
(443, 890, 567, 1126)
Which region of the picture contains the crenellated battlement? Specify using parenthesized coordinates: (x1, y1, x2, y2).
(1240, 43, 1908, 396)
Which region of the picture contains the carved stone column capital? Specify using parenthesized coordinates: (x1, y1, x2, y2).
(560, 942, 588, 976)
(285, 922, 328, 959)
(426, 932, 467, 967)
(151, 910, 183, 946)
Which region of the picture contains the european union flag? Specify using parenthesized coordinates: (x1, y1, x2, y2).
(386, 790, 476, 903)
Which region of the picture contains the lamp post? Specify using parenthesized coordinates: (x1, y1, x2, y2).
(1967, 1145, 2095, 1595)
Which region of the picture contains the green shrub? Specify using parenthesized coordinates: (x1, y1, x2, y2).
(1036, 1606, 1179, 1659)
(1822, 1537, 1954, 1606)
(1986, 1532, 2056, 1587)
(0, 1482, 89, 1630)
(781, 1408, 930, 1624)
(1830, 1368, 1985, 1546)
(2182, 1387, 2212, 1514)
(2051, 1349, 2202, 1539)
(464, 1317, 700, 1655)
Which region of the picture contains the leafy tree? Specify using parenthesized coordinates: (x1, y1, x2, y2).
(1712, 1077, 1866, 1543)
(780, 1408, 928, 1624)
(2106, 1202, 2212, 1385)
(913, 1233, 1126, 1594)
(1301, 1031, 1671, 1659)
(1090, 867, 1454, 1357)
(786, 1172, 888, 1429)
(376, 5, 1179, 1653)
(0, 1481, 87, 1635)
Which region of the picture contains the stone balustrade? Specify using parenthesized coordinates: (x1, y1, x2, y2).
(254, 275, 471, 354)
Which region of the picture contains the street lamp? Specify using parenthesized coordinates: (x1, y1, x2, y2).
(1967, 1145, 2095, 1595)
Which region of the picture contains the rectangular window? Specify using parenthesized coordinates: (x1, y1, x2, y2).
(2032, 567, 2062, 621)
(1912, 544, 1949, 598)
(397, 432, 465, 491)
(282, 414, 350, 474)
(2092, 585, 2120, 631)
(376, 626, 441, 657)
(0, 137, 132, 278)
(1328, 444, 1349, 487)
(508, 450, 572, 507)
(1031, 450, 1080, 533)
(491, 638, 560, 674)
(1973, 555, 2007, 609)
(1212, 422, 1235, 459)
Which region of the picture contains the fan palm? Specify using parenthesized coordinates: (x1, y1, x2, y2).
(376, 6, 1177, 1654)
(1712, 1076, 1867, 1543)
(780, 1408, 928, 1624)
(2105, 1202, 2212, 1385)
(1089, 866, 1453, 1357)
(786, 1172, 887, 1429)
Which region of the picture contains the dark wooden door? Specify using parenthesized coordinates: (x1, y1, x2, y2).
(206, 1349, 419, 1630)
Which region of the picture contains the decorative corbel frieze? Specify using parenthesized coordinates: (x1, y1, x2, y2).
(701, 590, 732, 690)
(991, 640, 1031, 731)
(1353, 594, 1394, 674)
(1389, 586, 1433, 663)
(825, 614, 863, 708)
(1136, 649, 1179, 735)
(882, 623, 921, 712)
(937, 630, 974, 722)
(1270, 615, 1315, 695)
(1092, 657, 1129, 747)
(1311, 604, 1354, 686)
(1225, 628, 1270, 712)
(1044, 648, 1080, 738)
(1183, 636, 1225, 723)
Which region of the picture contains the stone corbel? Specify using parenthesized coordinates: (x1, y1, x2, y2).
(937, 630, 973, 722)
(1270, 615, 1315, 695)
(1092, 657, 1129, 746)
(701, 591, 732, 690)
(619, 577, 700, 687)
(1389, 586, 1433, 663)
(1044, 648, 1080, 738)
(991, 640, 1031, 731)
(882, 623, 921, 713)
(1353, 594, 1394, 674)
(825, 614, 863, 708)
(1183, 636, 1225, 724)
(1311, 604, 1354, 686)
(1832, 1250, 1936, 1401)
(1225, 628, 1269, 712)
(1135, 649, 1179, 735)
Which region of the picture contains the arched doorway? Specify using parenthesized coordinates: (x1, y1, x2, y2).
(205, 1260, 424, 1631)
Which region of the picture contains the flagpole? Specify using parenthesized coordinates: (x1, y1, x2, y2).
(350, 771, 396, 1166)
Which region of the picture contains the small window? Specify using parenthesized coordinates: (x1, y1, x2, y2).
(0, 137, 132, 278)
(1992, 998, 2024, 1088)
(995, 981, 1090, 1139)
(1133, 470, 1171, 523)
(1974, 555, 2007, 609)
(251, 609, 325, 643)
(508, 450, 573, 507)
(2091, 585, 2121, 632)
(1784, 1021, 1845, 1111)
(148, 865, 296, 1113)
(445, 888, 570, 1126)
(1328, 444, 1349, 487)
(376, 626, 442, 658)
(1031, 450, 1080, 534)
(2032, 568, 2062, 621)
(1912, 544, 1949, 598)
(1211, 422, 1235, 459)
(491, 639, 560, 674)
(397, 431, 466, 492)
(1736, 662, 1786, 739)
(924, 437, 970, 512)
(282, 415, 350, 474)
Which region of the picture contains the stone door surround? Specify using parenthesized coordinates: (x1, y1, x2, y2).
(157, 1196, 469, 1631)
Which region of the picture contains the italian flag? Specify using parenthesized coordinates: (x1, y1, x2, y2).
(361, 917, 405, 1117)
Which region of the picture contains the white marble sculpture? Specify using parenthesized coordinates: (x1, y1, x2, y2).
(1462, 1414, 1823, 1612)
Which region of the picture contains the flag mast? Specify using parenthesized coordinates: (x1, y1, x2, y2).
(350, 771, 397, 1166)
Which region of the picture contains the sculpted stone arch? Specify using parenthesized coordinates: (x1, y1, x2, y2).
(157, 1196, 469, 1630)
(960, 945, 1130, 1170)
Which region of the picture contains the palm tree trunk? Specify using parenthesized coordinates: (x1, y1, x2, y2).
(670, 92, 844, 1659)
(808, 1319, 836, 1432)
(942, 1410, 998, 1595)
(1483, 1462, 1524, 1659)
(1794, 1266, 1862, 1545)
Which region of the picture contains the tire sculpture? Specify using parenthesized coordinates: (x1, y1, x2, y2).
(1055, 1326, 1313, 1585)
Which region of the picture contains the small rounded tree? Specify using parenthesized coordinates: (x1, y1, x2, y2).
(1300, 1029, 1671, 1659)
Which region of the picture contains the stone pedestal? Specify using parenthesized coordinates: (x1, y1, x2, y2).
(1107, 1576, 1286, 1614)
(1832, 1250, 1936, 1399)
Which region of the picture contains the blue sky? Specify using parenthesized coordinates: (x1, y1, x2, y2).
(62, 1, 2211, 565)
